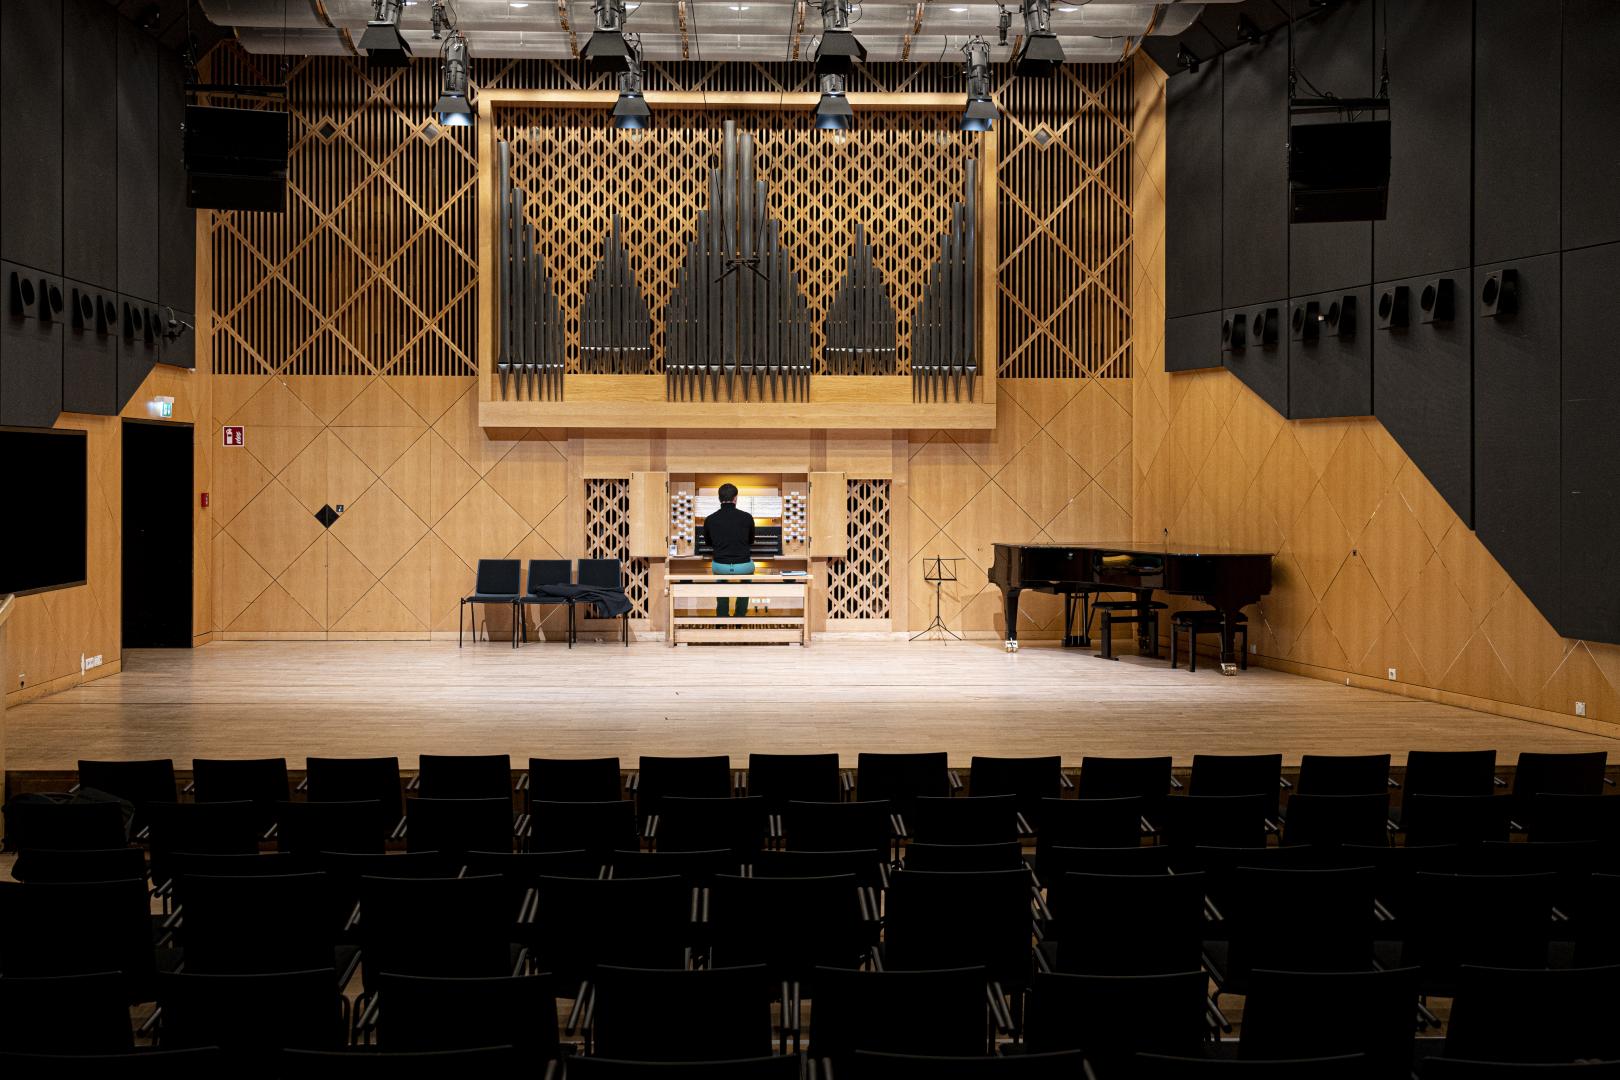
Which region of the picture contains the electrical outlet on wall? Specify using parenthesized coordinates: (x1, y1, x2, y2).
(1387, 668, 1398, 681)
(1576, 701, 1587, 717)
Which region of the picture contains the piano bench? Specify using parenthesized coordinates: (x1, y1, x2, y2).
(1170, 610, 1249, 673)
(1094, 599, 1169, 661)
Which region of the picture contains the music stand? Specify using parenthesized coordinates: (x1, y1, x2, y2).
(911, 556, 964, 642)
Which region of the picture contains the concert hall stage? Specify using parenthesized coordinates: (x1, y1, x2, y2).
(7, 641, 1614, 772)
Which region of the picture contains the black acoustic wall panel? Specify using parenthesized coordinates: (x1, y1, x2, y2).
(63, 0, 120, 291)
(0, 2, 65, 274)
(1373, 269, 1473, 526)
(62, 281, 119, 415)
(1474, 254, 1561, 632)
(1286, 0, 1373, 297)
(1166, 61, 1223, 319)
(1474, 0, 1560, 266)
(1223, 301, 1288, 416)
(1287, 287, 1370, 420)
(115, 293, 158, 410)
(116, 21, 160, 303)
(0, 262, 66, 428)
(1560, 242, 1620, 644)
(1166, 311, 1223, 373)
(157, 56, 193, 312)
(1220, 26, 1289, 310)
(1563, 1, 1620, 251)
(1372, 0, 1471, 283)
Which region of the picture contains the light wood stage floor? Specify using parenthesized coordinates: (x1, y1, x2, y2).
(7, 640, 1617, 771)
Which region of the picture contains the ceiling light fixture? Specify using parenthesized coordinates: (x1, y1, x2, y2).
(435, 31, 473, 127)
(1011, 0, 1063, 76)
(815, 73, 854, 131)
(584, 0, 635, 72)
(613, 37, 651, 130)
(359, 0, 413, 66)
(960, 37, 997, 131)
(814, 0, 866, 76)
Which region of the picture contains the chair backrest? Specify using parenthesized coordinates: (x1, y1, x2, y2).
(636, 756, 732, 817)
(1039, 845, 1174, 921)
(968, 756, 1064, 822)
(1076, 756, 1173, 807)
(156, 968, 345, 1055)
(611, 846, 736, 887)
(1422, 1061, 1620, 1079)
(1281, 793, 1390, 848)
(474, 558, 522, 596)
(144, 800, 261, 887)
(166, 852, 309, 904)
(3, 798, 128, 852)
(1133, 1054, 1371, 1078)
(1224, 867, 1377, 983)
(847, 1050, 1089, 1080)
(1446, 964, 1620, 1065)
(416, 754, 512, 800)
(1401, 794, 1511, 847)
(0, 1048, 225, 1079)
(578, 558, 623, 589)
(1051, 872, 1205, 975)
(905, 841, 1024, 873)
(0, 972, 135, 1054)
(1576, 874, 1620, 967)
(317, 851, 459, 931)
(781, 799, 892, 860)
(528, 799, 639, 857)
(276, 799, 385, 855)
(1528, 793, 1620, 844)
(1342, 842, 1459, 923)
(405, 797, 513, 857)
(1037, 796, 1145, 857)
(191, 759, 291, 833)
(357, 875, 516, 989)
(854, 752, 950, 808)
(282, 1048, 518, 1078)
(1188, 754, 1282, 818)
(76, 758, 177, 823)
(884, 868, 1034, 987)
(709, 873, 868, 977)
(1403, 873, 1557, 991)
(1025, 970, 1209, 1072)
(1240, 966, 1420, 1077)
(10, 846, 147, 883)
(746, 753, 842, 808)
(180, 872, 335, 974)
(465, 848, 599, 882)
(809, 965, 990, 1063)
(908, 795, 1019, 845)
(592, 965, 774, 1062)
(1512, 752, 1607, 801)
(1296, 754, 1390, 796)
(375, 972, 559, 1059)
(528, 757, 623, 803)
(751, 847, 886, 889)
(529, 875, 690, 984)
(1403, 750, 1497, 797)
(1158, 793, 1270, 850)
(0, 879, 157, 1001)
(304, 756, 403, 827)
(526, 559, 573, 590)
(656, 796, 767, 857)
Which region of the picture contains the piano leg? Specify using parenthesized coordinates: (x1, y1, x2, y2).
(1217, 609, 1239, 675)
(1062, 592, 1092, 648)
(1002, 588, 1022, 652)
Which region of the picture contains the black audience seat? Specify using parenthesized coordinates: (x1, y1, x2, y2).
(76, 757, 177, 835)
(530, 756, 625, 803)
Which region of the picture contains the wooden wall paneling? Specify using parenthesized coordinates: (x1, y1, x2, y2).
(825, 479, 891, 621)
(115, 21, 159, 303)
(1560, 241, 1620, 643)
(628, 471, 668, 558)
(1287, 286, 1371, 420)
(1164, 61, 1222, 319)
(62, 0, 119, 291)
(1562, 0, 1620, 251)
(808, 471, 848, 559)
(0, 1, 63, 274)
(1220, 27, 1289, 310)
(1474, 0, 1561, 265)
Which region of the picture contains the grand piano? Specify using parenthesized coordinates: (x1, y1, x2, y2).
(989, 541, 1274, 672)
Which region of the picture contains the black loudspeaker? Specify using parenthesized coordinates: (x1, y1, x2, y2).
(1222, 313, 1248, 352)
(1326, 294, 1357, 338)
(121, 300, 142, 339)
(1251, 307, 1280, 346)
(70, 287, 95, 330)
(1291, 300, 1322, 344)
(97, 295, 118, 334)
(1376, 285, 1409, 330)
(1288, 118, 1392, 223)
(1420, 278, 1456, 324)
(1480, 268, 1519, 318)
(7, 271, 63, 322)
(183, 105, 289, 212)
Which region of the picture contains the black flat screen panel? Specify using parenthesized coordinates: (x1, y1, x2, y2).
(1221, 29, 1289, 310)
(1560, 242, 1620, 644)
(158, 57, 193, 311)
(0, 427, 86, 595)
(1287, 287, 1370, 419)
(1563, 0, 1620, 251)
(1474, 0, 1560, 265)
(1372, 270, 1473, 526)
(1166, 62, 1223, 319)
(63, 0, 120, 290)
(0, 1, 64, 274)
(1287, 0, 1373, 296)
(1223, 301, 1288, 416)
(1166, 311, 1224, 373)
(1474, 254, 1560, 632)
(116, 21, 159, 303)
(62, 280, 118, 415)
(1373, 0, 1471, 283)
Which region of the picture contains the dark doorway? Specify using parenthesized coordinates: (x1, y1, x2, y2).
(122, 419, 194, 648)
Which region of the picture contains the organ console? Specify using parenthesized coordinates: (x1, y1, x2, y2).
(988, 541, 1274, 673)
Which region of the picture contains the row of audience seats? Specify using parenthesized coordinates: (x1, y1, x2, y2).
(0, 749, 1616, 1078)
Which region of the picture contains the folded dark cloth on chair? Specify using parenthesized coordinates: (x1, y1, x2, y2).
(530, 583, 632, 618)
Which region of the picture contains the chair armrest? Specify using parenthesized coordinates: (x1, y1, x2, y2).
(1278, 777, 1293, 790)
(1205, 994, 1232, 1034)
(1139, 815, 1158, 836)
(1263, 817, 1281, 835)
(1059, 771, 1075, 791)
(182, 781, 196, 795)
(1416, 1000, 1441, 1029)
(138, 1006, 162, 1038)
(1204, 896, 1225, 923)
(565, 982, 593, 1037)
(344, 900, 363, 935)
(947, 770, 964, 792)
(1031, 884, 1053, 923)
(1387, 777, 1400, 789)
(1373, 899, 1395, 923)
(510, 945, 529, 977)
(512, 812, 529, 838)
(406, 774, 421, 792)
(889, 813, 908, 839)
(520, 886, 539, 924)
(390, 815, 408, 841)
(624, 771, 640, 793)
(357, 992, 382, 1038)
(1169, 776, 1184, 791)
(295, 777, 309, 793)
(516, 772, 530, 791)
(162, 905, 185, 932)
(1493, 775, 1507, 788)
(986, 981, 1015, 1035)
(261, 823, 279, 841)
(1016, 811, 1035, 837)
(644, 814, 660, 840)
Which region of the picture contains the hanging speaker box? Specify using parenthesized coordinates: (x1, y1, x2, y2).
(1288, 117, 1391, 223)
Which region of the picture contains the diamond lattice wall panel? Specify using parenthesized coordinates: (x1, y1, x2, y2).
(828, 480, 892, 620)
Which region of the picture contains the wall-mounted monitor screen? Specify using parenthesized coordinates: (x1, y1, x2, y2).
(0, 427, 88, 596)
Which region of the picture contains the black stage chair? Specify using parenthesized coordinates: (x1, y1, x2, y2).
(906, 841, 1024, 872)
(373, 972, 560, 1062)
(752, 848, 886, 890)
(529, 757, 624, 803)
(416, 753, 512, 800)
(1158, 794, 1269, 851)
(1188, 754, 1283, 820)
(1281, 793, 1390, 848)
(304, 756, 403, 839)
(404, 796, 514, 857)
(578, 558, 631, 646)
(654, 796, 768, 859)
(285, 1047, 517, 1077)
(809, 965, 992, 1066)
(1036, 796, 1146, 860)
(747, 752, 842, 810)
(1039, 846, 1173, 921)
(276, 800, 383, 855)
(0, 971, 134, 1054)
(0, 880, 161, 1004)
(191, 758, 289, 835)
(3, 798, 127, 851)
(1204, 867, 1377, 998)
(317, 851, 458, 935)
(1512, 752, 1608, 827)
(1423, 1062, 1620, 1078)
(165, 852, 308, 908)
(156, 968, 344, 1065)
(145, 800, 263, 889)
(356, 875, 521, 993)
(1445, 965, 1620, 1065)
(883, 869, 1033, 993)
(0, 1048, 224, 1077)
(1043, 871, 1204, 975)
(1396, 873, 1557, 996)
(610, 847, 736, 888)
(529, 875, 691, 986)
(1135, 1054, 1370, 1078)
(459, 558, 522, 648)
(77, 758, 177, 836)
(177, 872, 357, 985)
(1462, 841, 1600, 915)
(1401, 794, 1512, 848)
(1076, 756, 1173, 818)
(969, 755, 1064, 829)
(909, 795, 1019, 845)
(635, 756, 731, 821)
(782, 799, 893, 862)
(709, 873, 870, 981)
(1296, 754, 1391, 796)
(1343, 843, 1459, 930)
(10, 845, 146, 883)
(564, 1057, 802, 1079)
(1023, 970, 1208, 1079)
(529, 799, 639, 857)
(1239, 967, 1420, 1080)
(848, 1050, 1089, 1080)
(1194, 844, 1324, 918)
(1402, 750, 1498, 797)
(467, 850, 599, 932)
(590, 964, 773, 1062)
(520, 558, 576, 647)
(1574, 875, 1620, 966)
(854, 752, 950, 812)
(1529, 794, 1620, 845)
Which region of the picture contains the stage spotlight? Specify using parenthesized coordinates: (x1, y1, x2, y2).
(960, 38, 997, 132)
(1012, 0, 1063, 76)
(814, 0, 867, 76)
(359, 0, 413, 66)
(584, 0, 635, 72)
(435, 32, 473, 127)
(815, 73, 854, 131)
(613, 41, 651, 130)
(1176, 43, 1201, 74)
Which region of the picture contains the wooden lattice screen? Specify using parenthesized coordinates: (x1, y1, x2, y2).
(199, 48, 1132, 381)
(584, 478, 652, 620)
(826, 479, 892, 620)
